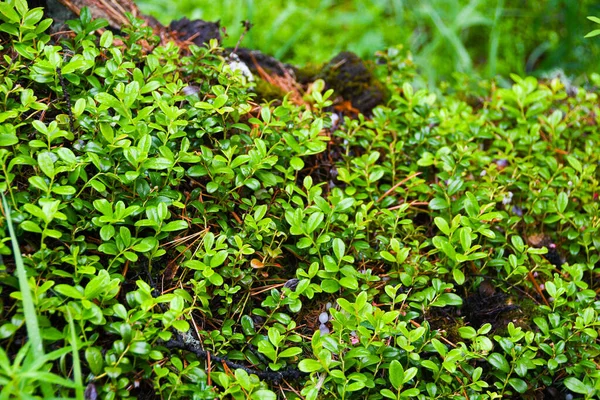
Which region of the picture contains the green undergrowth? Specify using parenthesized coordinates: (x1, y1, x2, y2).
(0, 2, 599, 399)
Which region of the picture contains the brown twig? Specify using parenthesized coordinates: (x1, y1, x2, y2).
(527, 271, 550, 307)
(378, 172, 422, 203)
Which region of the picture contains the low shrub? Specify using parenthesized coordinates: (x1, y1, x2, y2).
(0, 2, 598, 399)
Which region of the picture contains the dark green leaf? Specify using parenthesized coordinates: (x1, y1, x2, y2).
(488, 353, 510, 373)
(508, 378, 527, 393)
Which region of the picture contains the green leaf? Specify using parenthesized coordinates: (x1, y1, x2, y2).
(488, 353, 510, 373)
(380, 389, 396, 399)
(141, 80, 161, 94)
(45, 229, 62, 239)
(210, 250, 228, 268)
(172, 319, 190, 332)
(334, 198, 354, 212)
(0, 133, 18, 146)
(566, 155, 582, 173)
(20, 221, 42, 233)
(452, 268, 465, 285)
(440, 240, 456, 261)
(241, 315, 255, 335)
(52, 185, 76, 195)
(298, 359, 323, 373)
(563, 377, 590, 395)
(584, 29, 600, 38)
(321, 279, 340, 293)
(99, 29, 113, 47)
(403, 367, 417, 384)
(305, 212, 324, 234)
(290, 157, 304, 171)
(400, 388, 420, 397)
(332, 238, 345, 261)
(28, 176, 49, 192)
(511, 235, 525, 252)
(459, 227, 472, 252)
(84, 272, 108, 299)
(54, 284, 84, 299)
(98, 243, 118, 255)
(132, 237, 157, 252)
(479, 212, 503, 221)
(429, 197, 449, 210)
(346, 381, 365, 392)
(37, 152, 55, 178)
(279, 347, 302, 358)
(213, 94, 228, 109)
(130, 341, 151, 355)
(100, 225, 115, 241)
(85, 347, 104, 375)
(143, 157, 173, 170)
(463, 192, 480, 217)
(556, 191, 568, 214)
(298, 237, 313, 249)
(431, 338, 446, 357)
(339, 276, 358, 290)
(380, 251, 396, 262)
(389, 360, 404, 389)
(433, 293, 462, 307)
(434, 217, 450, 235)
(508, 378, 527, 393)
(458, 326, 477, 339)
(0, 3, 20, 23)
(123, 251, 138, 262)
(162, 220, 188, 232)
(251, 390, 276, 400)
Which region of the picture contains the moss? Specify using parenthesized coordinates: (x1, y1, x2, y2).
(317, 51, 388, 115)
(253, 79, 288, 102)
(294, 62, 323, 85)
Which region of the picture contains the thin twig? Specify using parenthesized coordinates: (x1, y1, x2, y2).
(378, 172, 422, 203)
(232, 20, 253, 55)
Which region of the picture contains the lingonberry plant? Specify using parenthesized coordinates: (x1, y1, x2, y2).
(0, 1, 598, 399)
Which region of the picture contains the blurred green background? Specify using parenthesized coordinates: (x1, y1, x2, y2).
(137, 0, 600, 84)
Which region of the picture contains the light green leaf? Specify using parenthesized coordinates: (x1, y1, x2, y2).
(299, 359, 323, 373)
(434, 217, 450, 235)
(556, 191, 568, 214)
(389, 360, 404, 389)
(37, 152, 55, 178)
(332, 238, 345, 261)
(563, 377, 590, 395)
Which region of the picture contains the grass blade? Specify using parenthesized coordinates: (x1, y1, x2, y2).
(1, 194, 44, 357)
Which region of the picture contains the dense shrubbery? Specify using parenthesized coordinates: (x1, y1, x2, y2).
(0, 2, 599, 399)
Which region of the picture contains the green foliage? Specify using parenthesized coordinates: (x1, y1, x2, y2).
(0, 2, 599, 399)
(586, 15, 600, 38)
(137, 0, 600, 84)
